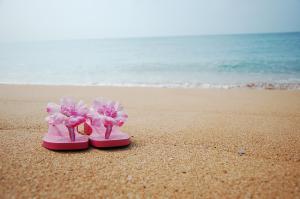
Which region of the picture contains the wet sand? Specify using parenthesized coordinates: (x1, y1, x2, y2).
(0, 84, 299, 198)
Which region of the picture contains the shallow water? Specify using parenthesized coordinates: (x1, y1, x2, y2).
(0, 32, 299, 89)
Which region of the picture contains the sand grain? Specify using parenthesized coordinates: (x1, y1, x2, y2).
(0, 85, 300, 198)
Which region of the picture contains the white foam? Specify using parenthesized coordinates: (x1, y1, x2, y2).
(1, 81, 300, 90)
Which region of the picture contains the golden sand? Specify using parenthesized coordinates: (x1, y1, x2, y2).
(0, 84, 300, 198)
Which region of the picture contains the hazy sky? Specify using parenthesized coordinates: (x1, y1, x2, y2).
(0, 0, 300, 42)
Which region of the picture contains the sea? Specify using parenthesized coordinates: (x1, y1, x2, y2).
(0, 32, 300, 89)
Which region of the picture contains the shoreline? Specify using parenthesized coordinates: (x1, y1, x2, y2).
(0, 84, 299, 198)
(1, 82, 300, 90)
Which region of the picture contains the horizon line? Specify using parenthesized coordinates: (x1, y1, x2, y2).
(1, 30, 299, 43)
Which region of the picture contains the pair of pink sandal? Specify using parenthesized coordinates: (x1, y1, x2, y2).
(42, 97, 130, 150)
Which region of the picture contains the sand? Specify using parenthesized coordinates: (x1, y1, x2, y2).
(0, 84, 299, 198)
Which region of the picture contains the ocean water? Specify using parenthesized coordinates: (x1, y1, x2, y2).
(0, 32, 300, 89)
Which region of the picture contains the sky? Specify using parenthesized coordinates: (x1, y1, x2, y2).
(0, 0, 300, 42)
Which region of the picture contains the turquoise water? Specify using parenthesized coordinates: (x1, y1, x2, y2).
(0, 32, 300, 89)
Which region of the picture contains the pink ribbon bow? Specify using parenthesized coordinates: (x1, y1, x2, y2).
(87, 99, 128, 139)
(46, 97, 89, 141)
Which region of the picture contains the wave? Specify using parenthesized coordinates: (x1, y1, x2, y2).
(1, 81, 299, 90)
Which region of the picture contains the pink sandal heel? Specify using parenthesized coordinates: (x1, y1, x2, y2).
(85, 99, 130, 148)
(42, 97, 89, 150)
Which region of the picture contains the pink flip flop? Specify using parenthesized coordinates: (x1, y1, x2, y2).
(42, 97, 89, 150)
(85, 99, 131, 148)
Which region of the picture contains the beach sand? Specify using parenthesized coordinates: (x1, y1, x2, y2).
(0, 84, 299, 198)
